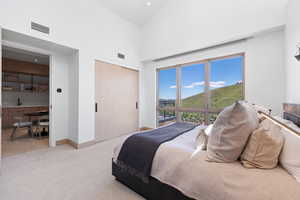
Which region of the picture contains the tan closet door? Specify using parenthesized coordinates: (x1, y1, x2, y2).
(95, 60, 139, 141)
(0, 27, 2, 169)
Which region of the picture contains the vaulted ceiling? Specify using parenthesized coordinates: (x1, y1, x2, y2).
(98, 0, 169, 26)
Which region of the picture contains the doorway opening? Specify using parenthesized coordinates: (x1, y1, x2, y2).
(1, 46, 50, 157)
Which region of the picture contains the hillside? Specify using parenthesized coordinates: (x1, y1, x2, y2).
(182, 84, 243, 109)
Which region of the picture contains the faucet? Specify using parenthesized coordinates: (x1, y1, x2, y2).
(17, 97, 22, 106)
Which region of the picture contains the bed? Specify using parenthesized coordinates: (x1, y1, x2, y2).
(112, 122, 300, 200)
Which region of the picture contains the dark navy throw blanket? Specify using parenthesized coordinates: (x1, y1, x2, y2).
(117, 122, 197, 183)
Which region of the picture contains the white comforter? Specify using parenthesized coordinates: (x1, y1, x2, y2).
(113, 126, 300, 200)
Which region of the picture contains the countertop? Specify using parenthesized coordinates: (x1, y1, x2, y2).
(3, 105, 49, 109)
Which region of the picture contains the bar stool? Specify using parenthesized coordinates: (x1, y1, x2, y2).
(36, 116, 49, 139)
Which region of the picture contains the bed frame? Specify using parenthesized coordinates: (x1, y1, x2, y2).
(112, 161, 194, 200)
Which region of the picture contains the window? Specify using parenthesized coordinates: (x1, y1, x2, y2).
(208, 56, 244, 122)
(180, 63, 206, 109)
(157, 54, 244, 126)
(158, 68, 177, 125)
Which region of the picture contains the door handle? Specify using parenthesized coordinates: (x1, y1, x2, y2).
(136, 102, 138, 109)
(95, 102, 98, 112)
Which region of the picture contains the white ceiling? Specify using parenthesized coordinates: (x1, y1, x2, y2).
(99, 0, 169, 26)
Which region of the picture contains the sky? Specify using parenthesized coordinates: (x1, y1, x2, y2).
(159, 56, 243, 99)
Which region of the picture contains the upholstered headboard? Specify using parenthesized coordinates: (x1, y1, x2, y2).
(283, 103, 300, 127)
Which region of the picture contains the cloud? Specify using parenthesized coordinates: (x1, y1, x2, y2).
(183, 81, 204, 89)
(210, 81, 226, 88)
(170, 81, 226, 89)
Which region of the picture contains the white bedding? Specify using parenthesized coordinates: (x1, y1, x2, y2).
(113, 125, 300, 200)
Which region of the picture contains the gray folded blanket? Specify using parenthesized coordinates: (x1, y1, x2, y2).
(117, 122, 197, 183)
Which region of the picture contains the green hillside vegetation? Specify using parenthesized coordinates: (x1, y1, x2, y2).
(182, 83, 243, 109)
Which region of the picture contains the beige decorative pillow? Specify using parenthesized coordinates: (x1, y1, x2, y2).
(207, 101, 259, 163)
(241, 119, 284, 169)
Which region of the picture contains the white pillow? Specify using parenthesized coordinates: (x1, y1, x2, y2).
(196, 124, 213, 150)
(204, 124, 213, 136)
(279, 122, 300, 183)
(252, 103, 270, 121)
(252, 103, 270, 114)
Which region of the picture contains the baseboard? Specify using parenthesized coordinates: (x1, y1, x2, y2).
(77, 140, 96, 149)
(56, 139, 96, 149)
(56, 139, 70, 145)
(139, 127, 153, 131)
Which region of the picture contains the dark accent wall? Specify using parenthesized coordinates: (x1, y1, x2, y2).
(283, 103, 300, 115)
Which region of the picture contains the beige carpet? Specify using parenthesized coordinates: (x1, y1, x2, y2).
(0, 136, 144, 200)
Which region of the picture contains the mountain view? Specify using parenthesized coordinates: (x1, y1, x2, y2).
(158, 83, 243, 125)
(182, 83, 243, 109)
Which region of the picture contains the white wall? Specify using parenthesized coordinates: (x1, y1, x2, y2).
(0, 0, 141, 144)
(0, 0, 141, 68)
(50, 53, 71, 142)
(141, 0, 288, 61)
(140, 30, 285, 128)
(67, 51, 79, 143)
(246, 31, 285, 113)
(285, 0, 300, 103)
(1, 0, 290, 144)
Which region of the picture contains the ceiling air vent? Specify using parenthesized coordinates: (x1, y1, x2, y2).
(31, 22, 50, 34)
(118, 53, 125, 59)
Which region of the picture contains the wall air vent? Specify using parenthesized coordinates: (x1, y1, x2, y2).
(118, 53, 125, 59)
(31, 22, 50, 34)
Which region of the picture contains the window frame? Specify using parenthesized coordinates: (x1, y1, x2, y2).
(156, 53, 245, 127)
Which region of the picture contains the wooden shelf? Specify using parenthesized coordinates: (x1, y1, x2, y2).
(2, 88, 19, 92)
(2, 58, 49, 77)
(3, 80, 48, 86)
(2, 71, 49, 93)
(2, 89, 48, 94)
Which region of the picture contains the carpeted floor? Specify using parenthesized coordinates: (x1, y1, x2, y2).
(0, 136, 144, 200)
(2, 128, 49, 157)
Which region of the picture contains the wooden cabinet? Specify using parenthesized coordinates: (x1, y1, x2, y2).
(2, 106, 49, 128)
(2, 72, 49, 93)
(2, 58, 49, 93)
(2, 58, 49, 76)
